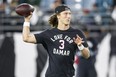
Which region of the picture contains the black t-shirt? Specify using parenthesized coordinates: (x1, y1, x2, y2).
(34, 27, 88, 77)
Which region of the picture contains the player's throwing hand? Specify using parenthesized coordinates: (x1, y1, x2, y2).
(24, 12, 33, 22)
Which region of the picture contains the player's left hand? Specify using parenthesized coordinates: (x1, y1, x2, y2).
(73, 35, 84, 46)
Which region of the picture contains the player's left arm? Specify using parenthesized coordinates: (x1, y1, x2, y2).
(74, 35, 90, 59)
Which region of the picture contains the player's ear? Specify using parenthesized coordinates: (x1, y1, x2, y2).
(57, 14, 60, 19)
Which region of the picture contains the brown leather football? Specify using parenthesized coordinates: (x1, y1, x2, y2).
(15, 3, 34, 17)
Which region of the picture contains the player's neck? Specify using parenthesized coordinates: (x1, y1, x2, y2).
(57, 24, 70, 30)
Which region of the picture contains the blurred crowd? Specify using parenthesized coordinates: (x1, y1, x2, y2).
(0, 0, 116, 27)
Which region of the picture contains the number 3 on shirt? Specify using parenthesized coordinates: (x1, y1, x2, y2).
(59, 40, 64, 49)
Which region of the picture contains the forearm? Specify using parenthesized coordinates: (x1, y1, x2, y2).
(78, 44, 90, 59)
(81, 47, 90, 59)
(22, 23, 30, 42)
(22, 21, 36, 43)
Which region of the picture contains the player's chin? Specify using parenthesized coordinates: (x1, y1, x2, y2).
(65, 22, 70, 25)
(64, 23, 70, 26)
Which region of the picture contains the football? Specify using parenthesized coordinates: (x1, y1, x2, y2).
(15, 3, 34, 17)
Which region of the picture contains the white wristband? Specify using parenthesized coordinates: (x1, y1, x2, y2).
(23, 22, 30, 27)
(78, 44, 84, 51)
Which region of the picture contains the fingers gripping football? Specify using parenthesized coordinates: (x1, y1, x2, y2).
(24, 12, 33, 22)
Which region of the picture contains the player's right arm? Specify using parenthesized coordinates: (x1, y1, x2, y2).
(22, 14, 37, 43)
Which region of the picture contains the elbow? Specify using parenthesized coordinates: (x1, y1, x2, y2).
(23, 38, 28, 42)
(23, 39, 28, 42)
(23, 36, 29, 42)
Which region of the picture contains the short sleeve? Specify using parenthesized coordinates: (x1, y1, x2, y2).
(34, 31, 46, 44)
(78, 30, 88, 47)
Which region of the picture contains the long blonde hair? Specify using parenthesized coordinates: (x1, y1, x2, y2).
(48, 13, 58, 28)
(48, 5, 71, 27)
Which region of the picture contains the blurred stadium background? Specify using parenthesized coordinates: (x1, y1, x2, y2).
(0, 0, 116, 77)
